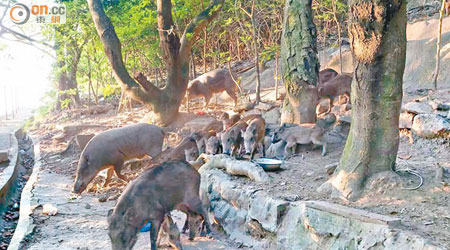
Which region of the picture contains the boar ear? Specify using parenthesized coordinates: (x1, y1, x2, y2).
(124, 208, 137, 224)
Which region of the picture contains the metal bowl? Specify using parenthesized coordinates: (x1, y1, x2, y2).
(254, 158, 283, 171)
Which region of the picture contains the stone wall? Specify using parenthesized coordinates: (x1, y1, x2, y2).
(201, 167, 442, 250)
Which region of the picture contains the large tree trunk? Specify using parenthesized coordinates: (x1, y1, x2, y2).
(321, 0, 407, 201)
(87, 0, 223, 125)
(280, 0, 320, 124)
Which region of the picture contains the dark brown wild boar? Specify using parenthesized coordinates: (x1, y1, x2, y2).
(220, 112, 240, 130)
(187, 69, 238, 107)
(73, 123, 164, 194)
(191, 120, 223, 154)
(107, 160, 211, 250)
(152, 137, 199, 164)
(242, 117, 266, 159)
(318, 74, 352, 112)
(318, 68, 338, 85)
(221, 121, 248, 157)
(272, 123, 327, 156)
(220, 114, 262, 157)
(206, 135, 222, 155)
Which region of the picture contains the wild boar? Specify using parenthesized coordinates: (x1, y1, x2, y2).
(221, 121, 248, 157)
(152, 137, 199, 164)
(107, 160, 211, 250)
(205, 136, 222, 155)
(318, 74, 352, 113)
(318, 68, 338, 85)
(191, 120, 223, 154)
(220, 113, 241, 130)
(242, 117, 266, 159)
(187, 69, 238, 107)
(73, 123, 164, 194)
(272, 123, 327, 156)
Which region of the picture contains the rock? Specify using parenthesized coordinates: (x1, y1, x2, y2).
(0, 150, 9, 163)
(412, 114, 450, 138)
(255, 102, 274, 111)
(317, 113, 336, 129)
(234, 102, 256, 113)
(75, 134, 95, 150)
(98, 195, 108, 202)
(325, 162, 338, 175)
(262, 107, 281, 124)
(337, 112, 351, 123)
(399, 112, 415, 129)
(248, 192, 288, 232)
(402, 102, 433, 115)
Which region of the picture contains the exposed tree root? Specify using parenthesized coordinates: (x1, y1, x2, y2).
(194, 154, 269, 182)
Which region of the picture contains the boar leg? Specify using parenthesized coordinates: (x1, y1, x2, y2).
(189, 200, 212, 236)
(113, 160, 128, 182)
(226, 89, 238, 107)
(260, 143, 266, 158)
(312, 138, 327, 156)
(182, 215, 189, 233)
(327, 97, 333, 113)
(204, 93, 212, 108)
(285, 142, 296, 156)
(149, 217, 163, 250)
(103, 167, 114, 187)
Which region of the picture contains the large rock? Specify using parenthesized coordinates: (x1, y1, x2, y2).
(248, 192, 288, 232)
(0, 150, 9, 163)
(412, 114, 450, 138)
(262, 107, 281, 124)
(399, 112, 415, 129)
(402, 102, 433, 114)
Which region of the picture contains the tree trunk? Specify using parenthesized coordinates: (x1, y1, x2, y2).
(332, 0, 343, 74)
(88, 0, 223, 125)
(280, 0, 320, 124)
(322, 0, 407, 201)
(251, 8, 262, 104)
(432, 0, 446, 89)
(275, 51, 280, 100)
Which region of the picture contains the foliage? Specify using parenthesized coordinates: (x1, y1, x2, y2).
(42, 0, 349, 109)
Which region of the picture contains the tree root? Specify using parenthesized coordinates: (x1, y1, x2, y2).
(195, 154, 269, 182)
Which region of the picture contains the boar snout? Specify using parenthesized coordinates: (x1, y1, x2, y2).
(72, 179, 86, 195)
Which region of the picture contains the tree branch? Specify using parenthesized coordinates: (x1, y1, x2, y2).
(0, 24, 54, 48)
(87, 0, 161, 103)
(179, 0, 224, 59)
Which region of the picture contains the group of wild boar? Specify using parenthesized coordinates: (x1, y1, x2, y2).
(71, 67, 351, 250)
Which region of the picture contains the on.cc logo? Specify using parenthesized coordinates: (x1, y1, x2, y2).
(9, 3, 30, 25)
